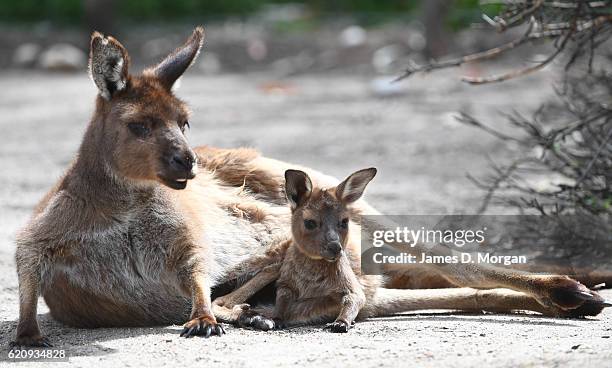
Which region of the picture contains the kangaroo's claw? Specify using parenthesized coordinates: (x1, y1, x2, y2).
(10, 335, 52, 348)
(324, 320, 351, 333)
(181, 316, 225, 338)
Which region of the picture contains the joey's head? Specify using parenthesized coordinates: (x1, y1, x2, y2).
(284, 168, 377, 262)
(87, 27, 205, 190)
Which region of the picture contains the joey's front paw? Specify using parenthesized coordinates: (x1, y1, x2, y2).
(11, 335, 52, 347)
(181, 316, 225, 338)
(324, 320, 352, 333)
(272, 318, 287, 330)
(238, 310, 275, 331)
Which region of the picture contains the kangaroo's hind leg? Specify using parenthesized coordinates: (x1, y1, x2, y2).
(360, 287, 595, 318)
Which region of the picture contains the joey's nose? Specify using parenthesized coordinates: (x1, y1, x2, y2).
(324, 241, 342, 261)
(325, 231, 340, 244)
(170, 152, 196, 176)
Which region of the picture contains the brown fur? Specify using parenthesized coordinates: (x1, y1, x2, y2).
(13, 27, 609, 347)
(211, 169, 609, 333)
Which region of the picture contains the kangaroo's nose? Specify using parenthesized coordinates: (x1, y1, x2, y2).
(170, 152, 195, 174)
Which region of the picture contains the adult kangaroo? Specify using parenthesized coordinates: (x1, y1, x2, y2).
(14, 27, 608, 346)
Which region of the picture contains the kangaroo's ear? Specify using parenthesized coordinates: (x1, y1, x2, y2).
(89, 32, 130, 100)
(336, 168, 377, 204)
(149, 27, 204, 91)
(285, 169, 313, 209)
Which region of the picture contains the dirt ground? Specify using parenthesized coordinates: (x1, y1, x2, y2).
(1, 68, 611, 367)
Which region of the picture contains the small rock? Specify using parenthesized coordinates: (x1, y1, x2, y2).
(571, 130, 584, 143)
(407, 31, 427, 52)
(369, 76, 406, 97)
(13, 43, 42, 67)
(247, 38, 267, 62)
(372, 44, 404, 74)
(571, 344, 581, 350)
(257, 3, 306, 23)
(339, 26, 366, 48)
(38, 43, 87, 71)
(530, 145, 545, 159)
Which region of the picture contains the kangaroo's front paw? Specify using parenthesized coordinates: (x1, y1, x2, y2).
(537, 276, 609, 317)
(324, 320, 352, 333)
(238, 310, 275, 331)
(181, 315, 225, 338)
(11, 335, 52, 347)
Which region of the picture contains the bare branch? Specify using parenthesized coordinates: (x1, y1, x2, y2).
(394, 21, 535, 82)
(397, 2, 612, 84)
(461, 31, 570, 84)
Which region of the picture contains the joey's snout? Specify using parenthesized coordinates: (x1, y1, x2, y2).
(319, 227, 343, 261)
(321, 241, 343, 262)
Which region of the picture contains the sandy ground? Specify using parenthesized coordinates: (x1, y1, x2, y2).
(1, 68, 611, 367)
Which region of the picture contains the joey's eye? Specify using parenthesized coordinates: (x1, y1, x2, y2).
(304, 219, 317, 230)
(340, 218, 349, 229)
(127, 123, 150, 137)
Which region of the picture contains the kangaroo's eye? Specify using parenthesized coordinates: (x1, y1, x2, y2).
(180, 120, 190, 133)
(128, 123, 150, 137)
(304, 219, 317, 230)
(340, 218, 349, 229)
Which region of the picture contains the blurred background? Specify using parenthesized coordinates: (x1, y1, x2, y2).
(0, 0, 533, 216)
(0, 0, 510, 73)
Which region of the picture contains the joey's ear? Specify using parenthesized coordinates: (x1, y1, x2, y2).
(336, 168, 377, 204)
(148, 27, 205, 91)
(89, 32, 130, 100)
(285, 169, 313, 209)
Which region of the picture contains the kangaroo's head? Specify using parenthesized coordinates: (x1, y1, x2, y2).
(284, 168, 377, 262)
(87, 27, 204, 190)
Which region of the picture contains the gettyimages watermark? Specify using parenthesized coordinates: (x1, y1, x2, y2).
(360, 215, 611, 275)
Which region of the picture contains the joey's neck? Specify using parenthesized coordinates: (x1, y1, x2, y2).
(290, 243, 344, 270)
